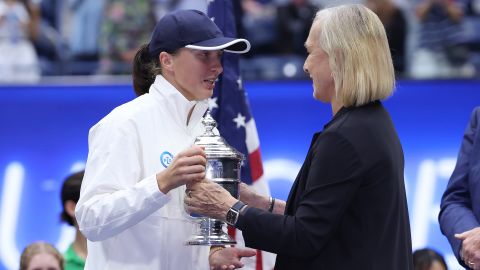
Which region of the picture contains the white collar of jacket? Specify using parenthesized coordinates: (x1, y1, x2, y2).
(149, 75, 209, 128)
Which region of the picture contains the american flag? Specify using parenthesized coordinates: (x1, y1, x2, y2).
(207, 1, 275, 269)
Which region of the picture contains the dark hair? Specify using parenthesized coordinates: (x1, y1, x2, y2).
(413, 248, 448, 270)
(60, 170, 84, 226)
(132, 44, 180, 97)
(133, 44, 158, 96)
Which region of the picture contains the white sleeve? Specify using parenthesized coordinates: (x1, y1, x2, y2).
(14, 4, 30, 24)
(0, 3, 6, 17)
(75, 117, 170, 242)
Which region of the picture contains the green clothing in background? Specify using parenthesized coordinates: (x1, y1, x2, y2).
(99, 0, 156, 62)
(64, 244, 85, 270)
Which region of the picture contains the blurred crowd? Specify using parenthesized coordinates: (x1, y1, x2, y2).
(1, 0, 480, 82)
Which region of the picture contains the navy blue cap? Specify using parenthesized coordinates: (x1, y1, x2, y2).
(148, 10, 250, 57)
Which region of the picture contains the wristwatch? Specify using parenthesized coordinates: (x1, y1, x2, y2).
(226, 201, 246, 226)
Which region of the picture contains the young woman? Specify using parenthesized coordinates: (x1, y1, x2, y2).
(75, 9, 254, 270)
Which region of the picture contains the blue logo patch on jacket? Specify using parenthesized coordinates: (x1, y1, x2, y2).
(160, 151, 173, 168)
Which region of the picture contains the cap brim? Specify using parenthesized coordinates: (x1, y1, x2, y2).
(185, 37, 251, 54)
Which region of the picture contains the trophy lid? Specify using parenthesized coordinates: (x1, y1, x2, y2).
(194, 110, 244, 161)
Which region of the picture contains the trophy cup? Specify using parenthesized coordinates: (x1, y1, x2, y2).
(186, 110, 244, 246)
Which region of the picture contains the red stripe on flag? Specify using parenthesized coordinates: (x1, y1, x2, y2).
(228, 225, 236, 239)
(249, 148, 264, 181)
(256, 249, 263, 270)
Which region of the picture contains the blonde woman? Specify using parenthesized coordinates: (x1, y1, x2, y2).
(186, 4, 413, 270)
(20, 242, 64, 270)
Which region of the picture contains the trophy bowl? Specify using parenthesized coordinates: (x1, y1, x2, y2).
(186, 110, 244, 246)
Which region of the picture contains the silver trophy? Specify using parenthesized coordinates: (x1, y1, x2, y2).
(186, 110, 244, 246)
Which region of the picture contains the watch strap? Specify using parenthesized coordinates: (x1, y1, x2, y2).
(232, 200, 246, 212)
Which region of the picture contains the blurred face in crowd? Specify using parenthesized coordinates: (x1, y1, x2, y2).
(161, 48, 223, 101)
(27, 253, 61, 270)
(303, 22, 335, 103)
(365, 0, 384, 13)
(428, 260, 447, 270)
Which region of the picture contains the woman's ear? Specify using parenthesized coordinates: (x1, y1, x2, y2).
(65, 200, 77, 218)
(159, 52, 174, 72)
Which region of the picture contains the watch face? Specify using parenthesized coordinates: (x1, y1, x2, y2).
(226, 209, 238, 226)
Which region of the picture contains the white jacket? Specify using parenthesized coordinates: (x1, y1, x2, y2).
(75, 75, 210, 269)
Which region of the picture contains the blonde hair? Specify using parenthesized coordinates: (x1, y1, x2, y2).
(20, 241, 64, 270)
(314, 4, 395, 107)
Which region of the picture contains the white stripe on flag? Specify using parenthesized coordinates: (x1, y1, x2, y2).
(245, 119, 260, 153)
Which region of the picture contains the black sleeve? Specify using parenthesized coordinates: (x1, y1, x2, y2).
(236, 132, 363, 259)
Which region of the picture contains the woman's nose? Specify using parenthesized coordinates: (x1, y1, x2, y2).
(303, 64, 309, 75)
(212, 58, 223, 74)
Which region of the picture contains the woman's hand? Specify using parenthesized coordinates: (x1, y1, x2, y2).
(184, 180, 237, 221)
(156, 146, 206, 194)
(209, 247, 256, 270)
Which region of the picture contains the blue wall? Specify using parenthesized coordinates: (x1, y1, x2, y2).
(0, 80, 479, 269)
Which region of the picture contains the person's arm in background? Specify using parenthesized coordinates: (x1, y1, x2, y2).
(416, 0, 435, 21)
(441, 0, 464, 22)
(414, 0, 463, 22)
(439, 107, 480, 268)
(25, 0, 40, 40)
(75, 116, 206, 241)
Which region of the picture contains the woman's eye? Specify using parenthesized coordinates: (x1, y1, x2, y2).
(196, 52, 208, 60)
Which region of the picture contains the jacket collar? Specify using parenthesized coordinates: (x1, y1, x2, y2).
(323, 100, 381, 130)
(150, 75, 209, 128)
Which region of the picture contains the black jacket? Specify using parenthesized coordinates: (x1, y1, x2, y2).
(236, 101, 413, 269)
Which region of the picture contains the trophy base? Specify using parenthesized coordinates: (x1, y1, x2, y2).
(186, 218, 237, 246)
(186, 233, 237, 246)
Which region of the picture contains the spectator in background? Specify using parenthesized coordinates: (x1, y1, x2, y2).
(152, 0, 207, 18)
(465, 0, 480, 73)
(411, 0, 474, 78)
(98, 0, 156, 74)
(413, 248, 448, 270)
(20, 241, 64, 270)
(0, 0, 40, 82)
(30, 0, 70, 75)
(241, 0, 277, 56)
(439, 107, 480, 270)
(20, 0, 39, 40)
(67, 0, 105, 74)
(276, 0, 318, 56)
(469, 0, 480, 14)
(60, 170, 86, 270)
(365, 0, 407, 75)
